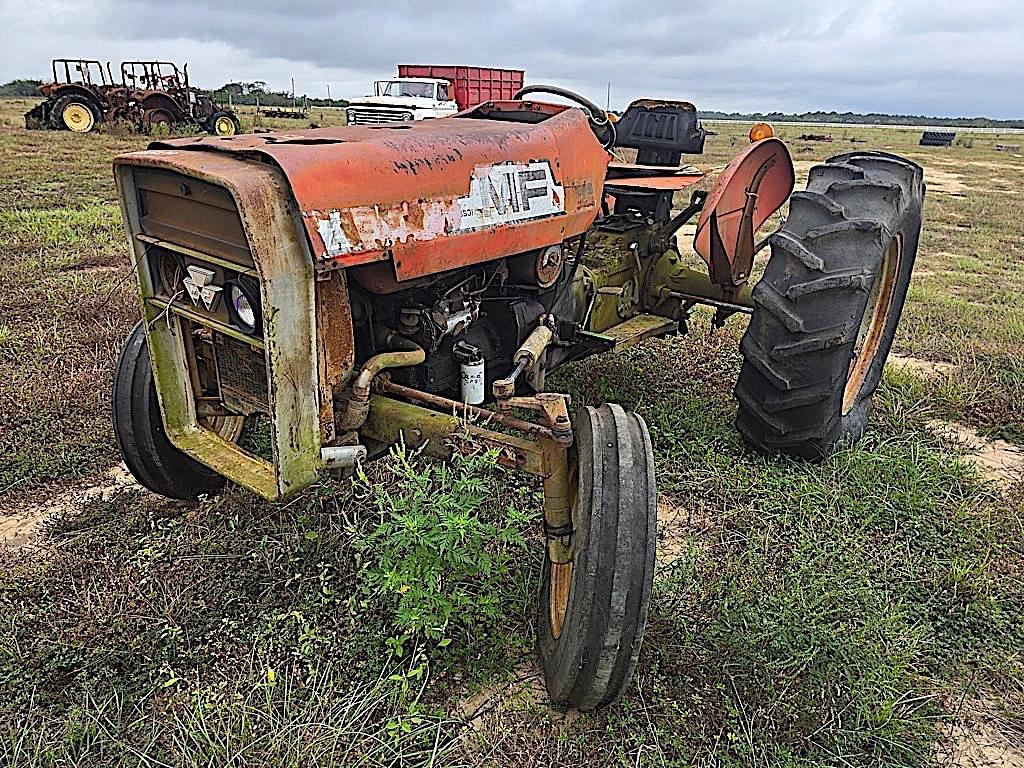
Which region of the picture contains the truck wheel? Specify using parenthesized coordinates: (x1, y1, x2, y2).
(735, 152, 925, 459)
(50, 94, 99, 132)
(537, 404, 656, 710)
(207, 111, 241, 136)
(112, 322, 243, 499)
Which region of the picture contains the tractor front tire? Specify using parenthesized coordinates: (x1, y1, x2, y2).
(537, 404, 656, 710)
(112, 322, 238, 500)
(735, 151, 925, 459)
(207, 111, 241, 136)
(50, 94, 100, 133)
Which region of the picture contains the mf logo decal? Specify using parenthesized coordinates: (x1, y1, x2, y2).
(182, 264, 222, 311)
(311, 159, 566, 259)
(457, 160, 565, 231)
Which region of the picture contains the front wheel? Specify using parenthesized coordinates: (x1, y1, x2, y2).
(537, 403, 656, 710)
(143, 108, 175, 134)
(112, 322, 243, 499)
(735, 151, 925, 459)
(207, 111, 241, 136)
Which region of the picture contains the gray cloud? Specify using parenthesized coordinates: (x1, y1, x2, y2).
(1, 0, 1020, 118)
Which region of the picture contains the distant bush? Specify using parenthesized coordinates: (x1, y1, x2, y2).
(0, 79, 42, 97)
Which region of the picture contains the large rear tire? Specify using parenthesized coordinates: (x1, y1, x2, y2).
(735, 151, 925, 459)
(537, 404, 656, 710)
(112, 322, 241, 499)
(50, 94, 100, 133)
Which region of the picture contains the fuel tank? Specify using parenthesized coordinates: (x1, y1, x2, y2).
(147, 102, 609, 282)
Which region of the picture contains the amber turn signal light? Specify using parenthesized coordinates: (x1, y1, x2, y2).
(749, 122, 774, 142)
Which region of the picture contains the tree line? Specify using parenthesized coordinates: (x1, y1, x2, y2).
(209, 81, 348, 108)
(698, 109, 1024, 129)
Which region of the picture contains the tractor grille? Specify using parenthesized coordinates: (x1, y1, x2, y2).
(347, 108, 412, 125)
(216, 336, 270, 413)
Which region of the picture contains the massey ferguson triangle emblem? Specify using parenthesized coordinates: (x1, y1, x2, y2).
(182, 264, 222, 311)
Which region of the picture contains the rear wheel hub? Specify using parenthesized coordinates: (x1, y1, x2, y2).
(63, 103, 95, 132)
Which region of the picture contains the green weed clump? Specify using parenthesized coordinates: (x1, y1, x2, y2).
(353, 442, 538, 645)
(0, 444, 542, 767)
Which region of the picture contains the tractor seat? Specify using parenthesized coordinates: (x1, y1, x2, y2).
(613, 99, 707, 167)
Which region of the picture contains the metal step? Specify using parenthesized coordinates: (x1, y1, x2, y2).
(601, 313, 677, 348)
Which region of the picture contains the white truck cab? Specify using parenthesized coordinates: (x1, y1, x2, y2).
(346, 78, 458, 124)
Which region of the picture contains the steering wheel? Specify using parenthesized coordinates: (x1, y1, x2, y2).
(513, 84, 616, 149)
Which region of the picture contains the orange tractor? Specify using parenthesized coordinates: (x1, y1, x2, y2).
(111, 85, 924, 708)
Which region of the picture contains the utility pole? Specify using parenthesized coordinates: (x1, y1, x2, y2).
(326, 83, 331, 103)
(606, 82, 611, 111)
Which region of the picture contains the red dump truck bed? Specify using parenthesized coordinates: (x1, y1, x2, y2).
(397, 65, 525, 111)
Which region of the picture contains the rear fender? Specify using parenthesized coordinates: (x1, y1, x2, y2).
(140, 92, 186, 118)
(48, 84, 105, 107)
(694, 138, 794, 288)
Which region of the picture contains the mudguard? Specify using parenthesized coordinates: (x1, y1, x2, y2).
(694, 138, 795, 288)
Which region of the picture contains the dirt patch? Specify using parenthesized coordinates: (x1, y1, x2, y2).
(657, 497, 702, 566)
(658, 496, 721, 568)
(457, 660, 577, 732)
(887, 354, 958, 377)
(962, 160, 1023, 173)
(793, 160, 816, 182)
(937, 697, 1024, 768)
(926, 421, 1024, 486)
(674, 222, 698, 251)
(0, 463, 140, 548)
(926, 167, 967, 195)
(931, 251, 964, 260)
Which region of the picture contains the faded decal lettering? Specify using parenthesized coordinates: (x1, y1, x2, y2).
(317, 210, 357, 256)
(311, 160, 566, 259)
(458, 161, 565, 231)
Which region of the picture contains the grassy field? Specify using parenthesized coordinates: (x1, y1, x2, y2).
(0, 97, 1021, 766)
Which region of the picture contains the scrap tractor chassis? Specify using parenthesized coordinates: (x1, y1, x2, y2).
(26, 59, 240, 136)
(110, 86, 925, 709)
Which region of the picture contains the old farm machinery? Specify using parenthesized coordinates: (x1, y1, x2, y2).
(111, 86, 924, 708)
(26, 59, 240, 135)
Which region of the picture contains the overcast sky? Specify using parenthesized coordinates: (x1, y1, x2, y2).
(1, 0, 1021, 118)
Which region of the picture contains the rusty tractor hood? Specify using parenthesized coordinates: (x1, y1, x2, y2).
(140, 107, 609, 281)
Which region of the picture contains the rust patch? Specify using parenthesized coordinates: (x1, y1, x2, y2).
(405, 199, 425, 230)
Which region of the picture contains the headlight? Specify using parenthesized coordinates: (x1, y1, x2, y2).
(346, 110, 355, 121)
(226, 275, 262, 335)
(153, 250, 185, 294)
